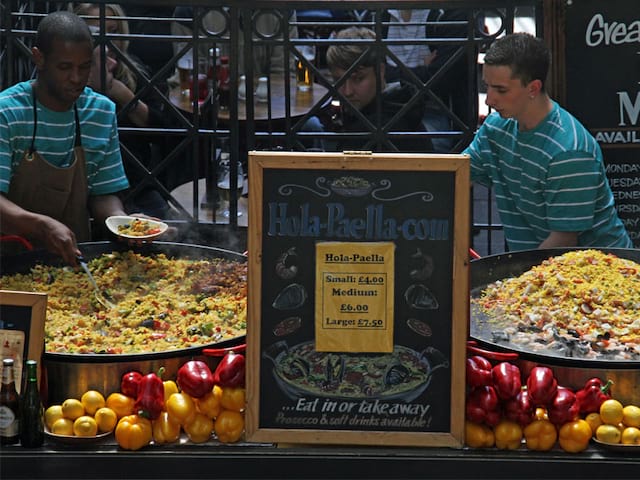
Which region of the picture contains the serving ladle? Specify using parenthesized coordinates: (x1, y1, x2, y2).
(77, 254, 116, 309)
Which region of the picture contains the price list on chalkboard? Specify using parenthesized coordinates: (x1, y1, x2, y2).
(315, 242, 394, 353)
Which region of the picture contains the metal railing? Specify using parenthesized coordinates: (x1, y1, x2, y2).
(0, 0, 543, 254)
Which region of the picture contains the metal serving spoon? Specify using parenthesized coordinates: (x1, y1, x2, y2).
(77, 254, 116, 309)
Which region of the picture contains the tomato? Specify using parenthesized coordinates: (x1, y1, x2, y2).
(165, 392, 196, 426)
(115, 415, 153, 451)
(584, 412, 602, 435)
(558, 419, 592, 453)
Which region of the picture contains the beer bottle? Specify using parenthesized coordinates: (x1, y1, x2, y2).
(19, 360, 44, 447)
(0, 358, 20, 445)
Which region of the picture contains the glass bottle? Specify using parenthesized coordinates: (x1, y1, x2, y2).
(0, 358, 20, 445)
(19, 360, 44, 448)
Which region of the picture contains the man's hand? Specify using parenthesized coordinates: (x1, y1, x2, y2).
(38, 217, 81, 265)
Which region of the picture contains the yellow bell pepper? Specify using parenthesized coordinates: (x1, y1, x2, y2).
(166, 392, 196, 426)
(115, 414, 153, 451)
(523, 418, 557, 451)
(152, 411, 181, 444)
(214, 409, 245, 443)
(163, 380, 179, 403)
(494, 419, 523, 450)
(558, 419, 592, 453)
(464, 420, 495, 448)
(183, 411, 214, 443)
(196, 385, 222, 419)
(220, 386, 246, 412)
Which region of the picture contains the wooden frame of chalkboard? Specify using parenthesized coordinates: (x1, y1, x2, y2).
(0, 290, 47, 390)
(246, 151, 469, 447)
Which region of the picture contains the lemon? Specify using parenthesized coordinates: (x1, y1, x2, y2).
(621, 427, 640, 445)
(81, 390, 106, 416)
(61, 398, 85, 420)
(599, 399, 624, 425)
(73, 415, 98, 437)
(44, 405, 64, 430)
(596, 424, 621, 444)
(94, 407, 118, 433)
(51, 417, 74, 436)
(622, 405, 640, 428)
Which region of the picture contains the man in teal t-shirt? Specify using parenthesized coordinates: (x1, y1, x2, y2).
(464, 33, 631, 252)
(0, 11, 131, 265)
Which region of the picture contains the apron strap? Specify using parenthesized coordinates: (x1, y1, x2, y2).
(28, 87, 82, 155)
(28, 87, 38, 158)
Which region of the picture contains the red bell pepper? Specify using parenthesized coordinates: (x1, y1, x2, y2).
(491, 362, 522, 400)
(465, 385, 501, 426)
(575, 377, 614, 415)
(466, 355, 493, 387)
(135, 367, 165, 420)
(526, 366, 558, 406)
(213, 351, 246, 388)
(121, 370, 143, 398)
(503, 388, 535, 427)
(177, 360, 215, 398)
(547, 386, 580, 426)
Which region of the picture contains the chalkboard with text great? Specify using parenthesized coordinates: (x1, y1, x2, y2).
(246, 151, 469, 447)
(564, 0, 640, 245)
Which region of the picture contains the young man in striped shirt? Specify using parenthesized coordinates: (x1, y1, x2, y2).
(464, 33, 631, 251)
(0, 11, 131, 265)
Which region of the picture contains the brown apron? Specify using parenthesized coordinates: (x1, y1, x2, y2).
(6, 91, 91, 248)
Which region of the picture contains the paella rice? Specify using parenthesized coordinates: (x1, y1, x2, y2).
(473, 249, 640, 360)
(0, 251, 247, 354)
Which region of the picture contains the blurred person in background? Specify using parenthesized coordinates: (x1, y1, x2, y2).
(464, 33, 631, 251)
(0, 11, 131, 264)
(73, 2, 173, 218)
(320, 26, 434, 153)
(381, 8, 481, 153)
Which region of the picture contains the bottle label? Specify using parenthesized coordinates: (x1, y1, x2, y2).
(0, 405, 19, 434)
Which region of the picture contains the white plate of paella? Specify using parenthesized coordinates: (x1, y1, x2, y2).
(106, 216, 168, 240)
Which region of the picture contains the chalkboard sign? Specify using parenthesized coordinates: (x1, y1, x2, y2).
(0, 290, 47, 392)
(564, 0, 640, 245)
(246, 151, 469, 447)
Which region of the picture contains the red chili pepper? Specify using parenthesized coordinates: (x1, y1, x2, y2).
(575, 377, 614, 415)
(212, 351, 246, 388)
(548, 386, 580, 426)
(135, 367, 165, 420)
(465, 355, 493, 387)
(503, 388, 535, 427)
(176, 360, 215, 398)
(120, 370, 143, 398)
(465, 385, 501, 426)
(526, 366, 558, 406)
(491, 361, 522, 400)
